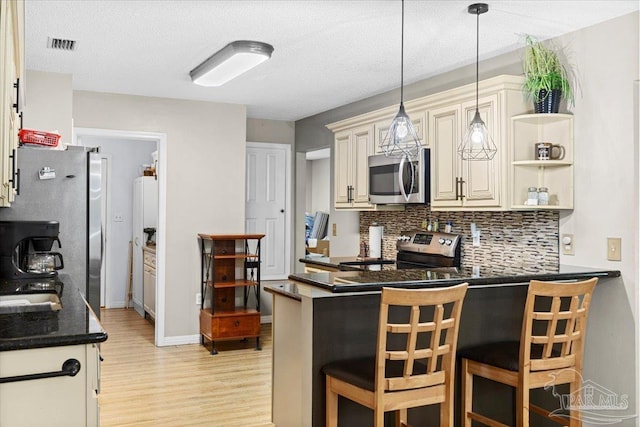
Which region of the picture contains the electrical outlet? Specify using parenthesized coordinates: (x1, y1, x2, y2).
(561, 234, 574, 255)
(113, 214, 124, 222)
(332, 223, 337, 237)
(195, 293, 201, 305)
(607, 237, 621, 261)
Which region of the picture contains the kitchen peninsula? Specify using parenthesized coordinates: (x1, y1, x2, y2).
(267, 266, 620, 427)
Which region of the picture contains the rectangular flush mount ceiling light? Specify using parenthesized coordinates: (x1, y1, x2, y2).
(190, 40, 274, 87)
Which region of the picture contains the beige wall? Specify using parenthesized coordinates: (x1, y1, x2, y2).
(24, 70, 72, 144)
(73, 91, 247, 339)
(556, 13, 638, 417)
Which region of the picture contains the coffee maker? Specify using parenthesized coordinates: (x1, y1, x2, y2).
(0, 221, 64, 280)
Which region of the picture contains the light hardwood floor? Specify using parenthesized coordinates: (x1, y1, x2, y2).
(99, 308, 273, 427)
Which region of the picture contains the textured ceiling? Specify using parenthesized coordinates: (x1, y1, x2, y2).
(25, 1, 638, 121)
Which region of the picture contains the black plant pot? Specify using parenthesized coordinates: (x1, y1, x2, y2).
(534, 89, 562, 113)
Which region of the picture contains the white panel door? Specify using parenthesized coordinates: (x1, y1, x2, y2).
(246, 143, 290, 280)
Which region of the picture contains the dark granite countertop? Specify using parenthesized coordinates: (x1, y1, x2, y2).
(0, 274, 107, 351)
(286, 264, 620, 293)
(300, 256, 396, 271)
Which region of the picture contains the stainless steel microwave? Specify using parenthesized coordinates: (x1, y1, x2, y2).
(368, 148, 430, 204)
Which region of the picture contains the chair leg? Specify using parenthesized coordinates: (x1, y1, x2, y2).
(326, 376, 338, 427)
(374, 408, 385, 427)
(516, 383, 530, 427)
(461, 359, 473, 427)
(569, 378, 582, 427)
(395, 408, 408, 426)
(441, 384, 453, 427)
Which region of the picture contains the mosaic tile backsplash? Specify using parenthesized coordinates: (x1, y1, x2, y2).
(360, 206, 559, 272)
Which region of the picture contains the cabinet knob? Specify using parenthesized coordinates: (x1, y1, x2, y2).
(234, 320, 240, 327)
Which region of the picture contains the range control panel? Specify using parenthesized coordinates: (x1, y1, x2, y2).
(397, 230, 461, 258)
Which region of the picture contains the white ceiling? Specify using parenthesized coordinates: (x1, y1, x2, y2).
(25, 1, 638, 121)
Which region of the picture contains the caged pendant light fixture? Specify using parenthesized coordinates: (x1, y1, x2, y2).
(379, 0, 422, 160)
(458, 3, 497, 161)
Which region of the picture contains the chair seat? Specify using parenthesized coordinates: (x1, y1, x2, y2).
(459, 341, 561, 372)
(322, 356, 428, 392)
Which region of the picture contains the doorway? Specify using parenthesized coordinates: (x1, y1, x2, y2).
(245, 142, 291, 280)
(75, 128, 166, 346)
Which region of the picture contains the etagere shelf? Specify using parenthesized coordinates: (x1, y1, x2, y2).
(197, 233, 264, 355)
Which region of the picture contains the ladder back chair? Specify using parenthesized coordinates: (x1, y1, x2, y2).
(461, 277, 598, 427)
(322, 283, 468, 427)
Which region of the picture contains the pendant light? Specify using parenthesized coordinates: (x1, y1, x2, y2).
(458, 3, 497, 161)
(379, 0, 421, 160)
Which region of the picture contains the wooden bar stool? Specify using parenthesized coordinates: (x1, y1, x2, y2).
(322, 283, 468, 427)
(460, 278, 598, 427)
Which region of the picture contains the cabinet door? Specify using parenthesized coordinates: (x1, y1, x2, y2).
(0, 0, 12, 206)
(461, 94, 501, 207)
(333, 130, 352, 207)
(351, 125, 373, 207)
(430, 104, 462, 208)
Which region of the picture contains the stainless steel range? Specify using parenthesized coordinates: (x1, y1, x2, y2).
(396, 230, 462, 269)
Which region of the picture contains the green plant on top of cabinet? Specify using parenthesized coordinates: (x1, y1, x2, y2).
(0, 0, 24, 207)
(510, 113, 574, 209)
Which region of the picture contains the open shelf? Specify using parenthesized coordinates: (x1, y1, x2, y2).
(511, 114, 574, 210)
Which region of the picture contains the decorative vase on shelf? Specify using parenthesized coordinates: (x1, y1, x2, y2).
(534, 89, 562, 113)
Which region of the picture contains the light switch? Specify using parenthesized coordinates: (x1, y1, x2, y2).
(561, 234, 574, 255)
(607, 237, 621, 261)
(332, 223, 337, 237)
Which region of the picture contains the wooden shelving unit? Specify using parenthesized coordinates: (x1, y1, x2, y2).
(197, 233, 265, 355)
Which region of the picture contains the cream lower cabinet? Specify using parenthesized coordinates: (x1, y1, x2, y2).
(429, 76, 529, 210)
(0, 343, 100, 427)
(0, 0, 23, 207)
(333, 124, 374, 209)
(143, 247, 156, 320)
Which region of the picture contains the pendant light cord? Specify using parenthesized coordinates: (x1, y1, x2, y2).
(475, 8, 479, 111)
(400, 0, 405, 104)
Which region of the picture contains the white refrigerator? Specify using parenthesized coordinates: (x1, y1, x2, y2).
(132, 176, 158, 317)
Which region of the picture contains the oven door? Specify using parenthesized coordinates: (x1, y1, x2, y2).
(396, 250, 458, 269)
(368, 148, 429, 204)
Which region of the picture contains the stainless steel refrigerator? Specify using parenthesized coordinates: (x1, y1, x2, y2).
(0, 145, 103, 316)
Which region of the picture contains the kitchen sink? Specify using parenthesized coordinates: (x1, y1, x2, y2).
(0, 293, 62, 314)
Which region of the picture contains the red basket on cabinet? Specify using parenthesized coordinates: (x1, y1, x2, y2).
(18, 129, 61, 147)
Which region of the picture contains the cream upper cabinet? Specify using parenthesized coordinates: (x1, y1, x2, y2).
(0, 0, 24, 207)
(430, 95, 501, 209)
(373, 109, 427, 155)
(327, 75, 529, 212)
(429, 76, 528, 211)
(333, 124, 374, 209)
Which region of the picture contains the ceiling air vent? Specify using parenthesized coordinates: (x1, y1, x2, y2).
(47, 37, 77, 51)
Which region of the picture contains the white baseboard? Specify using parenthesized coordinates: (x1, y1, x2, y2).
(261, 315, 272, 324)
(157, 334, 200, 347)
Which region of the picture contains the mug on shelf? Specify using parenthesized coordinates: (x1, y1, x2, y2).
(534, 142, 565, 160)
